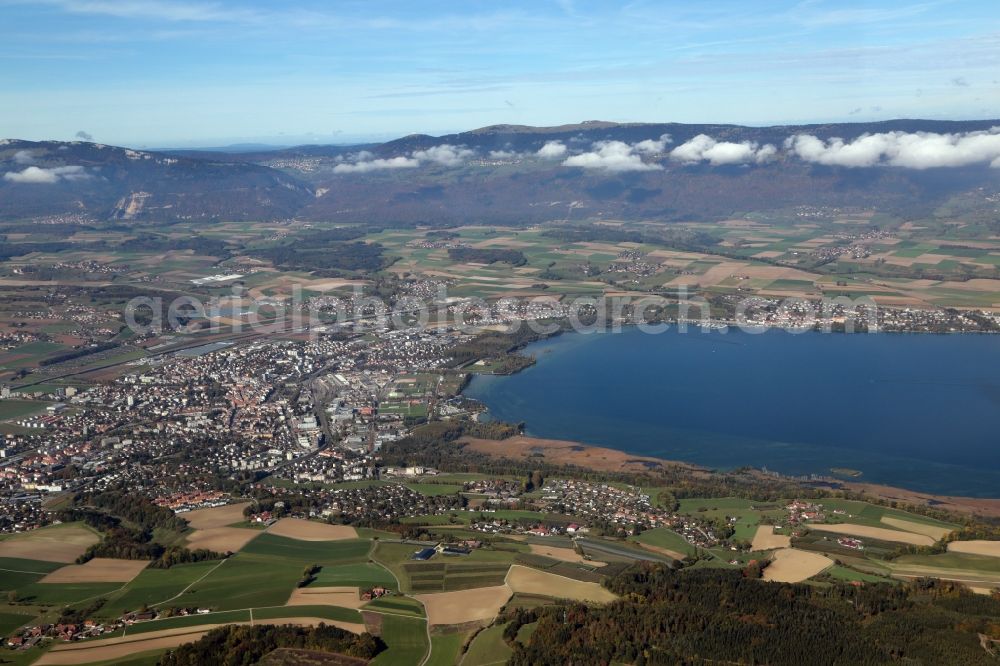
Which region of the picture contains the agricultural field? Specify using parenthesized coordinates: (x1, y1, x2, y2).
(505, 565, 617, 604)
(427, 630, 471, 666)
(40, 558, 149, 584)
(416, 585, 512, 626)
(629, 527, 696, 559)
(373, 541, 520, 593)
(762, 549, 835, 583)
(98, 560, 223, 618)
(0, 522, 101, 563)
(405, 560, 512, 594)
(160, 535, 372, 611)
(459, 623, 513, 666)
(368, 614, 429, 666)
(265, 518, 359, 541)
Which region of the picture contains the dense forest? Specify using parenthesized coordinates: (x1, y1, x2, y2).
(250, 240, 390, 274)
(447, 247, 527, 266)
(159, 623, 383, 665)
(504, 564, 1000, 665)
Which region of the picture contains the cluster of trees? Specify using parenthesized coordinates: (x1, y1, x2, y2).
(251, 240, 389, 274)
(448, 325, 564, 368)
(81, 491, 190, 532)
(66, 492, 224, 567)
(160, 623, 383, 666)
(502, 564, 1000, 665)
(150, 546, 227, 569)
(298, 564, 321, 588)
(57, 597, 106, 626)
(447, 247, 527, 265)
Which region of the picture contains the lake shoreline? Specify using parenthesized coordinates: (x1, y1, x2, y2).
(463, 325, 1000, 500)
(460, 434, 1000, 517)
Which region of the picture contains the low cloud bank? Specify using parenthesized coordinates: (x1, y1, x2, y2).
(412, 144, 475, 166)
(536, 141, 567, 158)
(3, 165, 90, 183)
(785, 128, 1000, 168)
(563, 140, 663, 172)
(334, 143, 474, 172)
(671, 134, 776, 165)
(331, 128, 1000, 175)
(332, 156, 419, 173)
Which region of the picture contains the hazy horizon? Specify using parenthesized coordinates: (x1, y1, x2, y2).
(3, 0, 999, 146)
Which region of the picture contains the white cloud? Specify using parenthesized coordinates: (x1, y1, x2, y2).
(562, 140, 662, 172)
(536, 141, 567, 158)
(411, 144, 474, 166)
(13, 150, 35, 164)
(671, 134, 775, 165)
(633, 133, 671, 154)
(785, 128, 1000, 169)
(332, 156, 420, 173)
(3, 165, 89, 183)
(488, 150, 519, 159)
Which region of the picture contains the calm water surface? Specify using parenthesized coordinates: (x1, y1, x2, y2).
(464, 327, 1000, 496)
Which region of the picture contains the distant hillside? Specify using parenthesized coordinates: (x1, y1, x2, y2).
(0, 140, 312, 221)
(3, 119, 999, 224)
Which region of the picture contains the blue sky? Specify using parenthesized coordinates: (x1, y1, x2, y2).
(1, 0, 999, 147)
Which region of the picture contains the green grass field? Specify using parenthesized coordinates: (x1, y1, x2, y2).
(16, 581, 125, 605)
(427, 630, 470, 666)
(461, 623, 512, 666)
(167, 535, 374, 611)
(403, 482, 465, 497)
(369, 614, 429, 666)
(0, 557, 62, 590)
(310, 562, 396, 589)
(0, 399, 51, 420)
(0, 610, 36, 636)
(363, 595, 425, 618)
(630, 528, 697, 557)
(99, 560, 221, 618)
